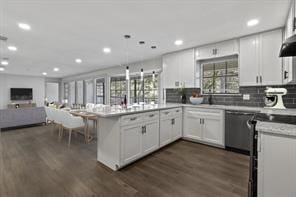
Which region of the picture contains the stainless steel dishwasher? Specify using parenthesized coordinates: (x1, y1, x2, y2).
(225, 110, 257, 155)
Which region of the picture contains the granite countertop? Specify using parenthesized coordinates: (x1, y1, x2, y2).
(256, 121, 296, 137)
(86, 103, 296, 117)
(87, 103, 182, 117)
(182, 104, 262, 112)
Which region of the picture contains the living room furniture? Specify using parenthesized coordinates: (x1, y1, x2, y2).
(7, 103, 37, 109)
(0, 107, 46, 131)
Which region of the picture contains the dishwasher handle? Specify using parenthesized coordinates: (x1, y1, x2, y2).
(226, 111, 255, 116)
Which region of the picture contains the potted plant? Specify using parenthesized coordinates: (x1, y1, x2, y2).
(204, 71, 218, 105)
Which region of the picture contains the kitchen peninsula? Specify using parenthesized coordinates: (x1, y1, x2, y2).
(92, 104, 182, 170)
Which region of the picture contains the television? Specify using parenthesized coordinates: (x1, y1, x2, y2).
(10, 88, 33, 100)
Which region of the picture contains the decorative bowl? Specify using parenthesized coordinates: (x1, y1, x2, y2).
(189, 97, 203, 105)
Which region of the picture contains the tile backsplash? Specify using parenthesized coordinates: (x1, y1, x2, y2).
(166, 85, 296, 108)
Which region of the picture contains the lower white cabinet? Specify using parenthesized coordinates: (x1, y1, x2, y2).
(258, 132, 296, 197)
(121, 124, 143, 164)
(159, 108, 183, 147)
(120, 112, 160, 166)
(160, 118, 172, 147)
(183, 107, 224, 147)
(142, 120, 159, 155)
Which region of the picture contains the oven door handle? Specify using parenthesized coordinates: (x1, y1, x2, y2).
(247, 119, 253, 129)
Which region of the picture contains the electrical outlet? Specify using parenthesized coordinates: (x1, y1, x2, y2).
(243, 94, 250, 100)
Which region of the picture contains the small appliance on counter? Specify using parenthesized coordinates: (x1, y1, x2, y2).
(264, 87, 287, 109)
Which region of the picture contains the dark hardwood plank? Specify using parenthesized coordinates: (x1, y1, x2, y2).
(0, 125, 249, 197)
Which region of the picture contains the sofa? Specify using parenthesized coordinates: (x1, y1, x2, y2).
(0, 107, 46, 131)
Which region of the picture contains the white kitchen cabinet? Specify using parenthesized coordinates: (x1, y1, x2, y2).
(120, 111, 160, 166)
(121, 124, 143, 165)
(239, 35, 260, 86)
(258, 132, 296, 197)
(172, 116, 182, 141)
(162, 49, 195, 88)
(142, 120, 159, 155)
(260, 29, 283, 85)
(239, 29, 283, 86)
(183, 107, 224, 147)
(183, 110, 203, 141)
(159, 118, 172, 147)
(203, 117, 224, 145)
(195, 39, 239, 60)
(159, 108, 183, 147)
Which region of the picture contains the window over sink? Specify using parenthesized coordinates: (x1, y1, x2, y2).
(201, 57, 239, 94)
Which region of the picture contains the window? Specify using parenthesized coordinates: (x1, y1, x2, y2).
(130, 74, 158, 104)
(202, 58, 239, 94)
(110, 76, 127, 105)
(110, 74, 158, 105)
(96, 78, 105, 104)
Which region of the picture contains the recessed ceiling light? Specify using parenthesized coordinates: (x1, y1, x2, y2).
(174, 40, 183, 46)
(1, 60, 9, 66)
(151, 46, 157, 49)
(247, 19, 259, 27)
(75, 58, 82, 63)
(53, 67, 59, 72)
(18, 23, 31, 30)
(42, 72, 47, 76)
(0, 67, 5, 71)
(103, 47, 111, 54)
(8, 46, 18, 51)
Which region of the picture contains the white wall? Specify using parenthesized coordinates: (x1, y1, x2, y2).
(45, 82, 59, 103)
(0, 74, 46, 109)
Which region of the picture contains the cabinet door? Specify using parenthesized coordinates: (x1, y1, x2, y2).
(203, 117, 224, 146)
(160, 118, 172, 147)
(258, 133, 296, 197)
(239, 35, 260, 86)
(260, 29, 283, 85)
(172, 116, 182, 141)
(196, 44, 216, 60)
(216, 39, 239, 57)
(142, 121, 159, 155)
(183, 112, 203, 141)
(121, 125, 142, 165)
(162, 52, 180, 88)
(179, 49, 195, 87)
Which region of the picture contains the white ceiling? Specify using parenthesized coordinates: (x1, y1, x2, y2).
(0, 0, 291, 78)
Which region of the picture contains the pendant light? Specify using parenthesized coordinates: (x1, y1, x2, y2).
(140, 68, 144, 81)
(124, 35, 131, 105)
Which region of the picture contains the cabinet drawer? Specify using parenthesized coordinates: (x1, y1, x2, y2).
(121, 114, 143, 126)
(160, 108, 182, 119)
(143, 111, 159, 122)
(185, 108, 223, 118)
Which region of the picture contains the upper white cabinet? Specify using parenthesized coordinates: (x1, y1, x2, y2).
(162, 49, 195, 88)
(239, 29, 283, 86)
(183, 107, 224, 147)
(195, 39, 239, 60)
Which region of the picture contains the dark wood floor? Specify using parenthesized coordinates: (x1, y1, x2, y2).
(0, 125, 249, 197)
